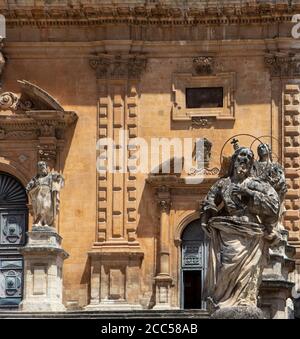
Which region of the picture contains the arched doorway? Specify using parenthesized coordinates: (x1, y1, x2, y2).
(0, 172, 28, 307)
(181, 219, 208, 309)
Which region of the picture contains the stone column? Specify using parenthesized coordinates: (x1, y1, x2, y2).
(19, 226, 69, 312)
(153, 186, 173, 310)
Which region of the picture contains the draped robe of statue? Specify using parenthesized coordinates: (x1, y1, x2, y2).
(200, 147, 281, 310)
(27, 171, 64, 227)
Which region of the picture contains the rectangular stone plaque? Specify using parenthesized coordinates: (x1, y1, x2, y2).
(33, 265, 47, 296)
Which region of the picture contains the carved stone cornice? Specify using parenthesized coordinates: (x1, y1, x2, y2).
(0, 1, 298, 27)
(265, 53, 300, 77)
(147, 175, 217, 195)
(89, 54, 147, 80)
(0, 111, 77, 139)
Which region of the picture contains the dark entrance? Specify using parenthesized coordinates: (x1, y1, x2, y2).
(183, 270, 202, 309)
(181, 219, 208, 309)
(0, 173, 28, 307)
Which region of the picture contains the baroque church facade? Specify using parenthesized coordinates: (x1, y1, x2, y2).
(0, 0, 299, 319)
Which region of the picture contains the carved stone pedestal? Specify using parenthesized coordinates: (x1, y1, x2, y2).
(153, 275, 174, 310)
(19, 226, 69, 312)
(86, 248, 144, 311)
(259, 230, 295, 319)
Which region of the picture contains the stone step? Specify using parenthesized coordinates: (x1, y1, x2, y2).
(0, 309, 209, 319)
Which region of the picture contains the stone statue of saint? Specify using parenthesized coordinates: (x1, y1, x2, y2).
(26, 161, 64, 228)
(200, 145, 284, 314)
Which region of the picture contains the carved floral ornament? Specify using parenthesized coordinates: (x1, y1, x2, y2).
(89, 54, 147, 80)
(191, 117, 213, 128)
(0, 91, 34, 112)
(193, 57, 214, 76)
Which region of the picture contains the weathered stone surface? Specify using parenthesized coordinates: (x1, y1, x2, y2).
(211, 306, 265, 319)
(19, 228, 69, 312)
(200, 144, 287, 310)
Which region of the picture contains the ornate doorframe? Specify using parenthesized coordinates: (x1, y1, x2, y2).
(147, 175, 216, 309)
(179, 218, 209, 309)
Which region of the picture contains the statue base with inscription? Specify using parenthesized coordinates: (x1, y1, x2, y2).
(19, 226, 69, 312)
(210, 306, 265, 319)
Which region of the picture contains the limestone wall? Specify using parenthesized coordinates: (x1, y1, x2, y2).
(0, 2, 299, 309)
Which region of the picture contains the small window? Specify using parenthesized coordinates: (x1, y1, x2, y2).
(186, 87, 223, 109)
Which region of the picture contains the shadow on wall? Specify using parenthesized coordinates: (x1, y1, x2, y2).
(136, 182, 159, 309)
(59, 121, 78, 172)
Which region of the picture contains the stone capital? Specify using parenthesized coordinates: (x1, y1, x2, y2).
(158, 199, 171, 213)
(89, 54, 147, 80)
(156, 185, 171, 213)
(265, 52, 300, 78)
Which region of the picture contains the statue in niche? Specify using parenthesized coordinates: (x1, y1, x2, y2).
(26, 161, 64, 228)
(200, 142, 286, 314)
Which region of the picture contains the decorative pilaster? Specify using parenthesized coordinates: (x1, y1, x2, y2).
(264, 54, 300, 317)
(87, 53, 146, 310)
(93, 54, 146, 245)
(264, 55, 300, 242)
(153, 186, 173, 310)
(283, 84, 300, 242)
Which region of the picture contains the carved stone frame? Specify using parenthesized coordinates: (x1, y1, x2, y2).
(172, 72, 236, 121)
